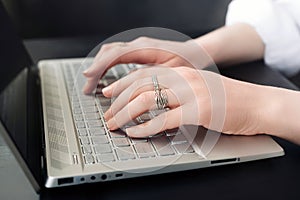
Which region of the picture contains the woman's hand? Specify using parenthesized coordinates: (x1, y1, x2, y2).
(83, 37, 212, 94)
(102, 66, 268, 138)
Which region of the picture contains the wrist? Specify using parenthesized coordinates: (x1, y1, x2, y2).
(222, 77, 267, 135)
(260, 87, 300, 144)
(194, 34, 221, 65)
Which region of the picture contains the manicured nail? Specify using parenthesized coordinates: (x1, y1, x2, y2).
(102, 86, 111, 94)
(83, 69, 90, 74)
(82, 83, 90, 94)
(126, 127, 136, 136)
(106, 119, 113, 130)
(125, 128, 131, 136)
(104, 109, 110, 121)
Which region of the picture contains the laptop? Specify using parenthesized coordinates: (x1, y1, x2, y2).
(0, 2, 284, 191)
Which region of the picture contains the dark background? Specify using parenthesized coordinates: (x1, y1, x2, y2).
(4, 0, 300, 86)
(1, 1, 300, 199)
(2, 0, 231, 39)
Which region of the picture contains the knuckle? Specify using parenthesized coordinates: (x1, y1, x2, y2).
(134, 36, 151, 44)
(131, 78, 143, 90)
(137, 92, 152, 106)
(178, 67, 200, 81)
(134, 68, 146, 77)
(101, 43, 112, 51)
(164, 112, 175, 128)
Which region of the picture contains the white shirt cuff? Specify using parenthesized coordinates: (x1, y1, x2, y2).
(226, 0, 300, 76)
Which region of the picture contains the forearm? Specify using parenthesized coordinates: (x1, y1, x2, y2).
(223, 75, 300, 145)
(194, 23, 265, 66)
(260, 87, 300, 145)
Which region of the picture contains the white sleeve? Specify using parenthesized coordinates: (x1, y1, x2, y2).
(226, 0, 300, 77)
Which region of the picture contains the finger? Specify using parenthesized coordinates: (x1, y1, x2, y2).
(106, 90, 179, 130)
(102, 66, 171, 98)
(104, 74, 175, 120)
(94, 42, 127, 62)
(82, 37, 174, 94)
(82, 76, 101, 94)
(84, 43, 163, 79)
(125, 107, 183, 138)
(104, 77, 153, 120)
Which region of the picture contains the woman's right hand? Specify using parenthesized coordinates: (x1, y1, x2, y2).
(83, 37, 212, 94)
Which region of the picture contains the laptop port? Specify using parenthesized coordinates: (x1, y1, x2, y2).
(115, 173, 123, 178)
(101, 174, 107, 180)
(211, 158, 239, 165)
(58, 177, 74, 185)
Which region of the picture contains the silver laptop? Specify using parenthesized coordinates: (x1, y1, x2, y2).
(0, 2, 284, 190)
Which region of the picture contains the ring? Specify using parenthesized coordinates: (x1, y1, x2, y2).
(152, 75, 168, 110)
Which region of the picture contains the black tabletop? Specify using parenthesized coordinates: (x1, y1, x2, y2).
(24, 36, 300, 200)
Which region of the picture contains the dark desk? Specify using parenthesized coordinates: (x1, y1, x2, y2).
(24, 37, 300, 200)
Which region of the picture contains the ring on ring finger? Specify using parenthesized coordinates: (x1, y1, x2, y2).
(152, 75, 169, 110)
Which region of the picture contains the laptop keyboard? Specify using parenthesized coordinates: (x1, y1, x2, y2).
(56, 60, 195, 165)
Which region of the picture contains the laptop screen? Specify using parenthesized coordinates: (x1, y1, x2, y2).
(0, 2, 42, 187)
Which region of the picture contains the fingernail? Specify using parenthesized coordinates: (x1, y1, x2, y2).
(83, 69, 90, 74)
(102, 86, 111, 94)
(106, 119, 113, 130)
(104, 110, 110, 121)
(125, 128, 131, 136)
(126, 127, 136, 136)
(82, 85, 89, 94)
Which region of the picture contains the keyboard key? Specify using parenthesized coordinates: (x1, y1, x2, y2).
(173, 143, 194, 154)
(109, 129, 126, 138)
(98, 96, 111, 106)
(71, 97, 79, 102)
(82, 146, 92, 154)
(123, 120, 137, 129)
(139, 113, 151, 122)
(91, 136, 109, 144)
(78, 128, 88, 136)
(106, 78, 116, 85)
(79, 136, 90, 145)
(76, 121, 85, 128)
(112, 138, 130, 147)
(94, 144, 112, 154)
(82, 106, 98, 113)
(81, 101, 96, 107)
(84, 154, 95, 164)
(151, 136, 175, 156)
(114, 64, 127, 77)
(72, 102, 81, 108)
(73, 108, 82, 114)
(74, 114, 84, 121)
(89, 128, 106, 135)
(96, 153, 115, 163)
(102, 106, 110, 112)
(134, 143, 155, 158)
(95, 83, 106, 94)
(104, 70, 115, 79)
(87, 120, 103, 127)
(128, 63, 136, 70)
(84, 113, 100, 120)
(169, 134, 188, 145)
(151, 109, 165, 116)
(165, 128, 180, 136)
(115, 147, 135, 160)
